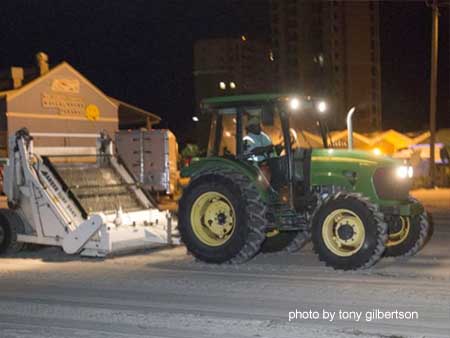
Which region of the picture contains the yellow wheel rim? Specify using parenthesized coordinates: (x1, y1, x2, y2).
(322, 208, 366, 257)
(265, 229, 280, 238)
(386, 216, 410, 247)
(190, 191, 235, 247)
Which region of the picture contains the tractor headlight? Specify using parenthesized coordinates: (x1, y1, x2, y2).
(289, 97, 301, 110)
(396, 166, 413, 179)
(374, 167, 412, 199)
(316, 100, 327, 113)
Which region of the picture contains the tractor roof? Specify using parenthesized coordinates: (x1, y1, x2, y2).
(201, 93, 285, 110)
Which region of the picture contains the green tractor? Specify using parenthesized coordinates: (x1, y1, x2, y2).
(178, 93, 431, 270)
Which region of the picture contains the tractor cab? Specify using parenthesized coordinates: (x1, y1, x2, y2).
(201, 93, 329, 160)
(200, 93, 329, 209)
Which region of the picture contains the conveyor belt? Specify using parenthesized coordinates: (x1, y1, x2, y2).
(46, 156, 144, 214)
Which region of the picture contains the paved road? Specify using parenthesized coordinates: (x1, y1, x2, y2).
(0, 191, 449, 338)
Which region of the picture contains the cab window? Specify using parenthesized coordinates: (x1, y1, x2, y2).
(218, 108, 237, 156)
(207, 104, 284, 157)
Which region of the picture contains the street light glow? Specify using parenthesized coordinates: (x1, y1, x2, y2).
(192, 116, 199, 122)
(229, 81, 236, 89)
(219, 81, 226, 90)
(289, 97, 301, 110)
(317, 101, 327, 113)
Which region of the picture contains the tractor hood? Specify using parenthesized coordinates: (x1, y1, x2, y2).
(311, 148, 399, 167)
(309, 148, 411, 203)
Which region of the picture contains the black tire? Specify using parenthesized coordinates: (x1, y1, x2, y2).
(260, 231, 298, 253)
(178, 168, 267, 264)
(424, 212, 434, 246)
(260, 230, 311, 253)
(311, 193, 387, 270)
(285, 230, 311, 253)
(384, 211, 431, 257)
(0, 209, 25, 255)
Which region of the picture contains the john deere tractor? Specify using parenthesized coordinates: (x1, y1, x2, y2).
(178, 94, 431, 270)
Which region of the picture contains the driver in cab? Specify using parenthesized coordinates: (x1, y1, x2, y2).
(243, 115, 273, 162)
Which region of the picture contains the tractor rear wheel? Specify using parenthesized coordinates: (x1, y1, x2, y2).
(179, 169, 267, 264)
(0, 209, 25, 255)
(311, 193, 387, 270)
(384, 211, 431, 257)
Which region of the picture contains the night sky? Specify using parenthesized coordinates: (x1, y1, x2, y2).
(381, 1, 449, 132)
(0, 1, 449, 146)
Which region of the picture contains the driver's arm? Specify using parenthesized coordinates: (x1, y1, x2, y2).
(260, 131, 279, 157)
(260, 131, 272, 147)
(243, 135, 256, 153)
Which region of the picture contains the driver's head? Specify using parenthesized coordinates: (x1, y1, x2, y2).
(247, 115, 261, 135)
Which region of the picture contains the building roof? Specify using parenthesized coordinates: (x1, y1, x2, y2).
(0, 61, 160, 124)
(1, 62, 115, 107)
(330, 130, 372, 145)
(109, 97, 160, 122)
(0, 89, 16, 98)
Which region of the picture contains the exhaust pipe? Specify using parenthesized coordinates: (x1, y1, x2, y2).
(346, 107, 356, 150)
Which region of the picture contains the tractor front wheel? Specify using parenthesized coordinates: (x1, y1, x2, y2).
(311, 194, 387, 270)
(178, 169, 267, 264)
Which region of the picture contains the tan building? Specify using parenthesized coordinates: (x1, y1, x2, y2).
(193, 37, 274, 105)
(0, 54, 160, 153)
(270, 0, 382, 132)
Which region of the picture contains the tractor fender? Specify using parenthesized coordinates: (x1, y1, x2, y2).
(181, 157, 270, 199)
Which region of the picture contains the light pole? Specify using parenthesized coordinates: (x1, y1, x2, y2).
(429, 0, 439, 187)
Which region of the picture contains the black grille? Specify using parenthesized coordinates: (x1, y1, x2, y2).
(373, 167, 411, 200)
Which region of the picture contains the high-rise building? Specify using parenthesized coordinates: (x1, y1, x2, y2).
(271, 0, 382, 132)
(193, 37, 274, 106)
(271, 1, 325, 94)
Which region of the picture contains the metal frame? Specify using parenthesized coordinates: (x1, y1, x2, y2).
(3, 130, 179, 257)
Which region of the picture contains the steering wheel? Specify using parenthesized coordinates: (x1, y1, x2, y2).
(243, 143, 282, 160)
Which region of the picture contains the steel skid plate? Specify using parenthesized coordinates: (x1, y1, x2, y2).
(80, 210, 180, 257)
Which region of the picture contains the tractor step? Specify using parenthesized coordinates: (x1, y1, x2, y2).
(267, 204, 308, 231)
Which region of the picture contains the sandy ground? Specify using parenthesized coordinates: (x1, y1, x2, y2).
(0, 190, 449, 338)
